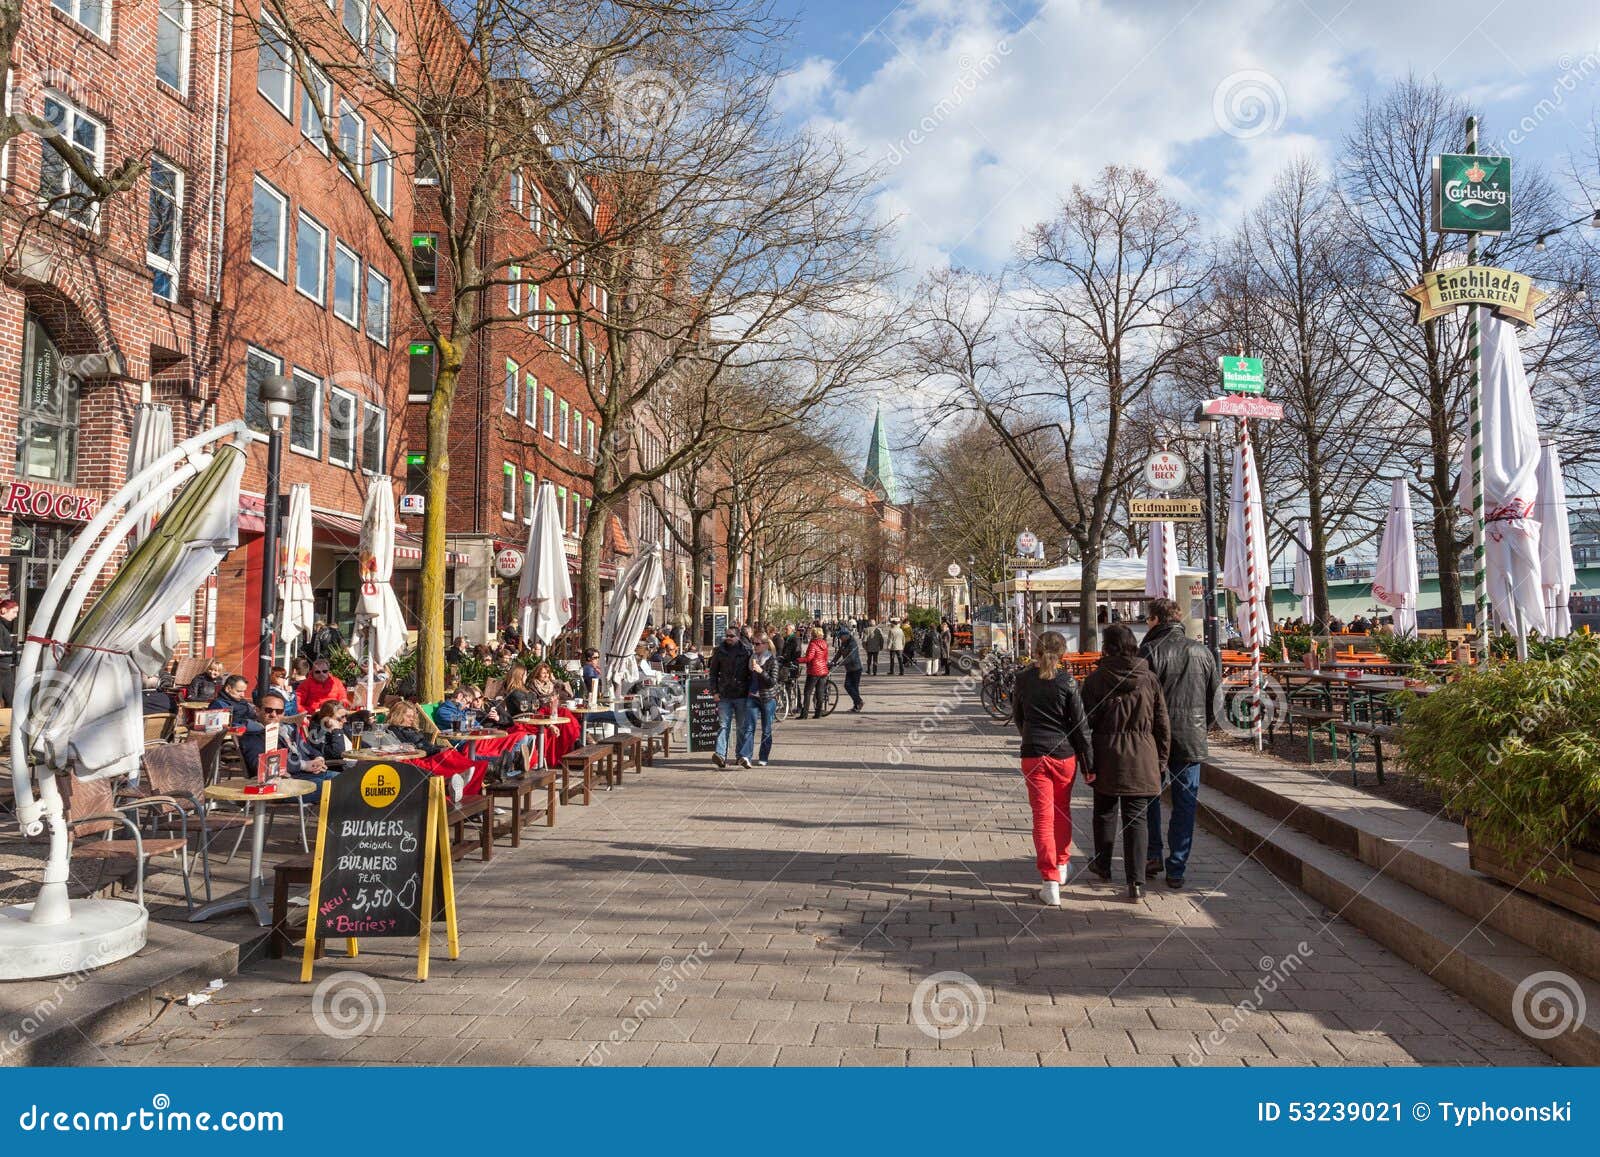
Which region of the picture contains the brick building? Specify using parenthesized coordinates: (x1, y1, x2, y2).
(0, 0, 229, 637)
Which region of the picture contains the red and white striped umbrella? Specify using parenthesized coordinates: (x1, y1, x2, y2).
(1221, 423, 1272, 649)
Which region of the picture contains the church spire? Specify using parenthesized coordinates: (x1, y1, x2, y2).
(863, 404, 899, 503)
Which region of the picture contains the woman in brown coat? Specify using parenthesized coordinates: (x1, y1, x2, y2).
(1080, 623, 1171, 899)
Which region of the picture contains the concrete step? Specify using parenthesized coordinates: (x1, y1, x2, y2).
(1198, 787, 1600, 1066)
(1203, 757, 1600, 984)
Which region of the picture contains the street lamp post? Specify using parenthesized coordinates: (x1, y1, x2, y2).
(256, 374, 297, 699)
(1193, 408, 1221, 667)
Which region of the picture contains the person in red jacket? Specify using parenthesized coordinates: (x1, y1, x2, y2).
(294, 658, 349, 716)
(798, 626, 831, 719)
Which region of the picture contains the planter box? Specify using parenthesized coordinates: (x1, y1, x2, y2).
(1468, 828, 1600, 924)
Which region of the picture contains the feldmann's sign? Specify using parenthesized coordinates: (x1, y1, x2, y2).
(1434, 154, 1511, 234)
(1130, 498, 1202, 523)
(1402, 265, 1544, 326)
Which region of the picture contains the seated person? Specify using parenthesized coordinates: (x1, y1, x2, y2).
(433, 685, 475, 731)
(142, 674, 176, 716)
(306, 700, 353, 770)
(209, 674, 258, 726)
(579, 650, 603, 700)
(268, 666, 297, 715)
(236, 691, 333, 797)
(186, 658, 227, 704)
(295, 658, 349, 716)
(501, 665, 539, 717)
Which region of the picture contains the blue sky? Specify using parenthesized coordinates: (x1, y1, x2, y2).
(770, 0, 1600, 274)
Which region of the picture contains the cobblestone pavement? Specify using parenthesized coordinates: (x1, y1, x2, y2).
(104, 674, 1547, 1067)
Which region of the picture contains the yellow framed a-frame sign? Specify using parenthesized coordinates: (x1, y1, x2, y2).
(299, 762, 459, 982)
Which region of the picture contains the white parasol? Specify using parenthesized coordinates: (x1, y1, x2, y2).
(1292, 518, 1314, 625)
(1534, 442, 1577, 637)
(1372, 479, 1420, 638)
(277, 483, 316, 661)
(1143, 521, 1178, 601)
(517, 481, 573, 646)
(354, 479, 408, 707)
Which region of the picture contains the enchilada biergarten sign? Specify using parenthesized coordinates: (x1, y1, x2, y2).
(300, 761, 460, 982)
(1401, 265, 1545, 327)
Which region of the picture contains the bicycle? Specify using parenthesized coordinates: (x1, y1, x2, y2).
(979, 651, 1020, 722)
(777, 661, 838, 719)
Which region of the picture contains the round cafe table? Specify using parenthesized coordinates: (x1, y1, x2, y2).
(189, 778, 316, 927)
(513, 715, 565, 770)
(445, 729, 508, 764)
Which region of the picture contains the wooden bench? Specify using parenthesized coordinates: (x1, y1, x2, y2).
(636, 721, 671, 765)
(448, 795, 492, 861)
(483, 768, 559, 855)
(601, 732, 645, 778)
(270, 853, 316, 960)
(560, 744, 615, 804)
(1332, 720, 1398, 785)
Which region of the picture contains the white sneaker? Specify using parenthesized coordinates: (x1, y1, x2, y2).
(756, 760, 768, 766)
(1038, 880, 1061, 907)
(738, 757, 752, 769)
(1057, 865, 1068, 885)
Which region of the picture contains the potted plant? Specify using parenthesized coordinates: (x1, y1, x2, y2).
(1395, 634, 1600, 919)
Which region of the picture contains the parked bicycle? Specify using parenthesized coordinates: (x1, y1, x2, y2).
(776, 659, 838, 719)
(979, 651, 1020, 722)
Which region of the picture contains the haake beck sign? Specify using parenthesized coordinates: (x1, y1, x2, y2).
(2, 482, 98, 523)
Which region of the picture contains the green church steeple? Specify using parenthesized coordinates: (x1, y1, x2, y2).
(864, 404, 899, 503)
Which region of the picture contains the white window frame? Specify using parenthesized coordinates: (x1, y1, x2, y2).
(294, 211, 326, 304)
(364, 267, 390, 345)
(586, 419, 595, 460)
(336, 99, 364, 180)
(327, 387, 357, 468)
(412, 233, 437, 292)
(360, 401, 386, 475)
(50, 0, 108, 40)
(342, 0, 368, 45)
(529, 194, 541, 233)
(370, 9, 397, 84)
(558, 399, 569, 447)
(288, 368, 322, 458)
(245, 346, 284, 433)
(369, 133, 392, 215)
(507, 264, 520, 317)
(39, 92, 104, 229)
(526, 284, 538, 330)
(156, 0, 192, 94)
(250, 175, 288, 278)
(524, 373, 537, 428)
(504, 360, 518, 415)
(300, 61, 332, 152)
(523, 472, 535, 525)
(256, 13, 293, 116)
(147, 157, 183, 301)
(557, 486, 568, 532)
(332, 241, 361, 326)
(413, 131, 439, 185)
(501, 463, 516, 521)
(509, 171, 523, 213)
(542, 388, 554, 438)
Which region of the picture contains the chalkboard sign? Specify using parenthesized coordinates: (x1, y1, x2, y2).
(686, 675, 718, 752)
(300, 761, 460, 982)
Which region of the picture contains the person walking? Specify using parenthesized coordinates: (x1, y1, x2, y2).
(835, 625, 864, 712)
(0, 598, 19, 707)
(798, 626, 831, 719)
(886, 618, 905, 675)
(749, 631, 780, 765)
(1080, 623, 1170, 900)
(1011, 631, 1093, 906)
(938, 618, 954, 675)
(1139, 597, 1219, 889)
(708, 627, 755, 768)
(863, 619, 883, 675)
(919, 624, 937, 676)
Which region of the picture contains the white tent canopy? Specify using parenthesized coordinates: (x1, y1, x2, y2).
(997, 556, 1203, 595)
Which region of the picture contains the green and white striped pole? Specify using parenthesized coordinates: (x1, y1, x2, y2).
(1465, 115, 1489, 668)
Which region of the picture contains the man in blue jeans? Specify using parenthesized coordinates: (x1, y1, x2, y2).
(1138, 598, 1220, 889)
(707, 628, 755, 768)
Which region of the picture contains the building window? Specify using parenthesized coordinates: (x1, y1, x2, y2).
(414, 131, 439, 184)
(507, 265, 520, 317)
(370, 133, 392, 215)
(250, 176, 288, 277)
(524, 374, 537, 427)
(504, 360, 518, 414)
(18, 316, 80, 483)
(300, 63, 331, 151)
(405, 450, 425, 496)
(360, 402, 385, 474)
(290, 368, 321, 457)
(295, 212, 326, 302)
(542, 388, 554, 438)
(257, 16, 292, 114)
(559, 399, 569, 447)
(365, 269, 390, 344)
(412, 233, 436, 292)
(336, 100, 364, 179)
(557, 487, 568, 532)
(333, 242, 360, 326)
(39, 94, 103, 228)
(523, 472, 535, 524)
(371, 10, 397, 84)
(156, 0, 191, 93)
(586, 419, 595, 460)
(50, 0, 108, 39)
(328, 387, 356, 467)
(243, 346, 282, 435)
(509, 171, 523, 212)
(147, 158, 183, 301)
(502, 464, 516, 520)
(530, 195, 541, 233)
(342, 0, 367, 43)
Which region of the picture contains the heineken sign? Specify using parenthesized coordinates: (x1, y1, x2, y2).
(1434, 153, 1511, 234)
(1218, 355, 1265, 395)
(1402, 265, 1545, 326)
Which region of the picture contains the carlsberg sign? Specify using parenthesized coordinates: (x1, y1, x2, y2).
(1434, 153, 1511, 234)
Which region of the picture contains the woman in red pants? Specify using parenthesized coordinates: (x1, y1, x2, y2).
(504, 662, 581, 768)
(1010, 631, 1093, 907)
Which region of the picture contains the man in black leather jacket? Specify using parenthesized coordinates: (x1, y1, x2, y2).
(1137, 598, 1219, 889)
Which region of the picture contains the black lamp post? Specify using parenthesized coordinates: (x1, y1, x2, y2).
(1193, 406, 1222, 667)
(256, 374, 297, 699)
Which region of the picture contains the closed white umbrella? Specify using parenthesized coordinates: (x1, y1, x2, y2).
(1143, 521, 1177, 600)
(1222, 424, 1272, 650)
(1372, 479, 1420, 638)
(1535, 442, 1576, 637)
(517, 481, 573, 646)
(126, 402, 173, 548)
(26, 442, 247, 780)
(1458, 310, 1545, 647)
(277, 483, 315, 661)
(354, 479, 408, 708)
(599, 545, 665, 697)
(1292, 518, 1314, 625)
